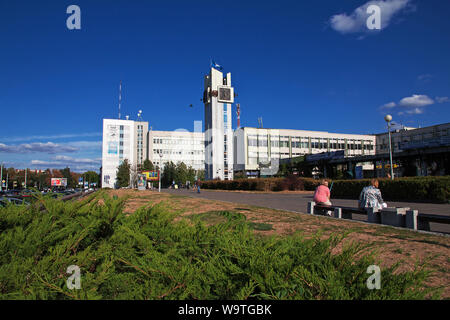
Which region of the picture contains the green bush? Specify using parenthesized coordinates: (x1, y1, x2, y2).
(0, 194, 439, 300)
(331, 176, 450, 203)
(200, 176, 450, 203)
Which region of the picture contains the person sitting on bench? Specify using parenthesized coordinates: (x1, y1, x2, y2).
(313, 179, 332, 206)
(358, 179, 387, 210)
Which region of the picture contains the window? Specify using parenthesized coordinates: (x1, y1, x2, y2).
(258, 139, 268, 147)
(248, 139, 258, 147)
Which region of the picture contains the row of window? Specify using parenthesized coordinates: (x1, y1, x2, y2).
(153, 149, 204, 155)
(248, 138, 374, 150)
(154, 160, 205, 166)
(153, 138, 203, 145)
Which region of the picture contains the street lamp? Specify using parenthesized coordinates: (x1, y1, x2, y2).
(158, 152, 163, 192)
(384, 114, 394, 180)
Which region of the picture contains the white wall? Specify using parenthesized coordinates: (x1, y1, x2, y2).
(101, 119, 138, 188)
(149, 130, 205, 171)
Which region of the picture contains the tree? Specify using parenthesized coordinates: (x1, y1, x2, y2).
(186, 166, 196, 184)
(161, 161, 176, 187)
(142, 159, 154, 171)
(196, 169, 205, 181)
(83, 171, 100, 187)
(116, 159, 131, 188)
(60, 167, 75, 188)
(175, 162, 188, 184)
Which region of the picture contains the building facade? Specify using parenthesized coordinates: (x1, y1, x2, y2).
(376, 122, 450, 154)
(233, 127, 376, 177)
(203, 67, 234, 180)
(375, 122, 450, 176)
(101, 116, 449, 187)
(148, 130, 205, 172)
(101, 119, 148, 188)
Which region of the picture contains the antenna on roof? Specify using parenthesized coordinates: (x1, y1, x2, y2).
(118, 80, 122, 119)
(236, 103, 241, 128)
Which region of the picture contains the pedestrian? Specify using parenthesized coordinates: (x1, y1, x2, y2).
(313, 179, 332, 216)
(197, 179, 201, 193)
(358, 179, 387, 210)
(313, 179, 332, 206)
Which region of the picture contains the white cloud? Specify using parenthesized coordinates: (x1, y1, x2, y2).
(405, 108, 424, 115)
(436, 96, 449, 103)
(53, 155, 101, 164)
(66, 141, 102, 149)
(0, 142, 78, 154)
(0, 132, 101, 142)
(398, 94, 434, 108)
(417, 74, 433, 82)
(381, 102, 396, 109)
(31, 156, 101, 172)
(330, 0, 411, 34)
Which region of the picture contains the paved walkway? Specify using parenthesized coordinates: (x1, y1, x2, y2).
(163, 188, 450, 234)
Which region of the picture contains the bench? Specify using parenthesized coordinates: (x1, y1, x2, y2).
(308, 202, 450, 233)
(308, 202, 372, 220)
(407, 212, 450, 231)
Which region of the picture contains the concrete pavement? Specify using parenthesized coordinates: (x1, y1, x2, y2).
(162, 188, 450, 234)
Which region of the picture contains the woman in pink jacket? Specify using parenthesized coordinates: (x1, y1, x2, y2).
(313, 179, 331, 206)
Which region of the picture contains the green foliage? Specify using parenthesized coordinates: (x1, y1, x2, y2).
(0, 194, 439, 300)
(201, 176, 449, 202)
(142, 159, 154, 172)
(60, 167, 75, 188)
(116, 159, 131, 188)
(201, 177, 319, 192)
(161, 162, 200, 187)
(331, 176, 450, 203)
(161, 161, 176, 187)
(83, 171, 99, 187)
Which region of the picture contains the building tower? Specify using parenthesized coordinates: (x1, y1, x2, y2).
(203, 67, 234, 180)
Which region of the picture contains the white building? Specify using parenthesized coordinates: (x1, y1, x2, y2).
(233, 127, 376, 176)
(148, 130, 205, 172)
(376, 122, 450, 154)
(101, 119, 148, 188)
(203, 67, 234, 180)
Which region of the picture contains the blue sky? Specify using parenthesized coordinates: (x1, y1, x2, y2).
(0, 0, 449, 172)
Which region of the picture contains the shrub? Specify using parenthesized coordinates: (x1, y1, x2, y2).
(0, 194, 439, 300)
(199, 176, 449, 203)
(331, 176, 450, 203)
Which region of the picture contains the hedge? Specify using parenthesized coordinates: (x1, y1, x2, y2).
(200, 176, 450, 203)
(331, 176, 450, 203)
(200, 177, 319, 192)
